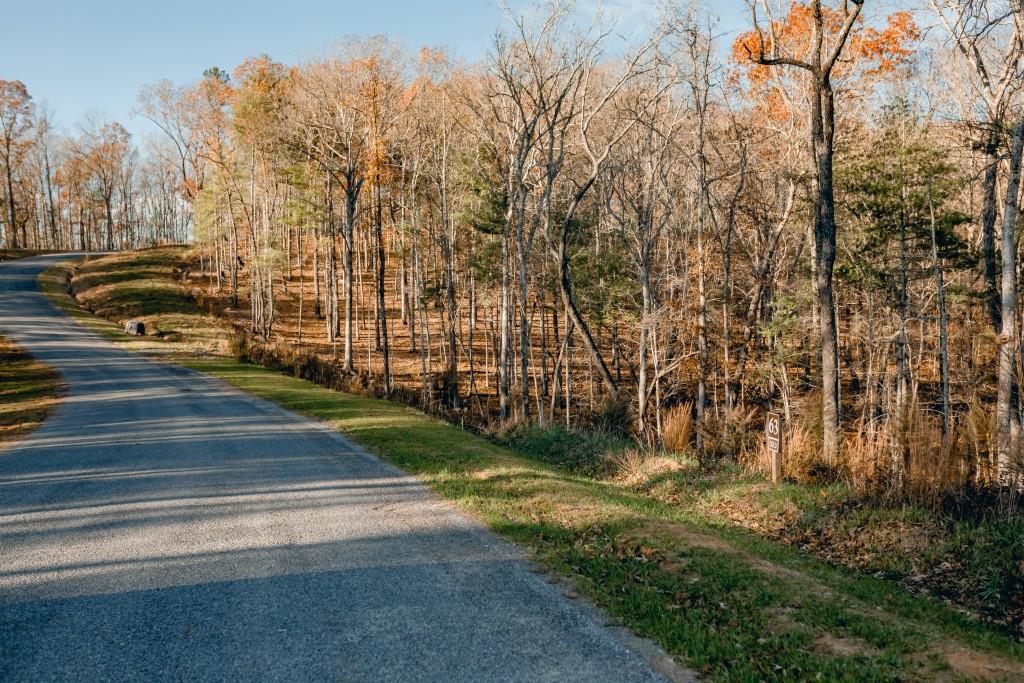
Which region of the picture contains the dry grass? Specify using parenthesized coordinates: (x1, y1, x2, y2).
(767, 390, 832, 477)
(781, 420, 825, 482)
(661, 402, 693, 454)
(608, 447, 691, 487)
(843, 394, 976, 506)
(44, 248, 232, 359)
(0, 335, 63, 448)
(698, 404, 758, 463)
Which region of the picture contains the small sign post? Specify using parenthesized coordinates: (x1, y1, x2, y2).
(766, 411, 782, 483)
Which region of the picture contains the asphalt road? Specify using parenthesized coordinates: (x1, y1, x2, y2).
(0, 255, 676, 682)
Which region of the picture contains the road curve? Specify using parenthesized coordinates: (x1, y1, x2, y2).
(0, 255, 672, 682)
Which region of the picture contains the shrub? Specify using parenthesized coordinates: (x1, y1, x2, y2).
(502, 423, 631, 476)
(698, 404, 758, 464)
(591, 393, 634, 437)
(228, 333, 249, 361)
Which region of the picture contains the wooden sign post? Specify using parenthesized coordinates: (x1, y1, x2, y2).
(766, 411, 782, 483)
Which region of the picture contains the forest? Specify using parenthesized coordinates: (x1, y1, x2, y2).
(3, 0, 1024, 511)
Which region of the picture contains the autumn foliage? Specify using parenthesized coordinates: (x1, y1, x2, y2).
(732, 3, 920, 119)
(5, 1, 1024, 512)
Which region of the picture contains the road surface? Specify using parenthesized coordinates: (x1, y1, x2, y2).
(0, 255, 677, 682)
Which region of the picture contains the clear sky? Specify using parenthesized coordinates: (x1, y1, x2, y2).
(2, 0, 752, 142)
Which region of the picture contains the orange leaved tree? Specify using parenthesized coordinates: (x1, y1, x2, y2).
(735, 1, 918, 464)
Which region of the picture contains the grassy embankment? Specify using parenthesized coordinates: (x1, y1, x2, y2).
(38, 248, 228, 356)
(0, 336, 63, 449)
(39, 247, 1024, 682)
(0, 248, 58, 262)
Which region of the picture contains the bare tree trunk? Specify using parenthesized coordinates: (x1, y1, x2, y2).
(928, 179, 950, 440)
(813, 79, 842, 466)
(895, 183, 910, 421)
(556, 226, 617, 397)
(5, 148, 19, 249)
(441, 217, 459, 408)
(499, 201, 512, 421)
(749, 0, 863, 466)
(326, 177, 340, 343)
(227, 199, 240, 309)
(413, 229, 430, 406)
(374, 180, 391, 394)
(311, 227, 320, 321)
(981, 136, 1002, 330)
(697, 201, 709, 454)
(565, 305, 573, 428)
(343, 175, 359, 373)
(43, 147, 57, 247)
(997, 118, 1024, 481)
(517, 238, 531, 420)
(298, 224, 304, 345)
(637, 262, 653, 434)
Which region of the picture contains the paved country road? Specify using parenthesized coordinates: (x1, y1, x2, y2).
(0, 255, 677, 682)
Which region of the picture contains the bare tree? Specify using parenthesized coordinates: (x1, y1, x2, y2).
(0, 80, 35, 248)
(745, 0, 866, 464)
(930, 0, 1024, 479)
(606, 53, 684, 434)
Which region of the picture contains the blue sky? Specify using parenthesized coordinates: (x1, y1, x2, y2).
(2, 0, 752, 141)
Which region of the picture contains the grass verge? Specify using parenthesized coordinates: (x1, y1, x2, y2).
(40, 250, 1024, 681)
(0, 335, 64, 449)
(0, 248, 56, 263)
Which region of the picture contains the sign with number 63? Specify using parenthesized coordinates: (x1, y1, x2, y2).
(765, 412, 781, 453)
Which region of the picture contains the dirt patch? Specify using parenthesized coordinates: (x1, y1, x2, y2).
(748, 557, 834, 597)
(941, 647, 1024, 681)
(512, 486, 623, 528)
(764, 606, 802, 633)
(814, 633, 879, 658)
(614, 454, 690, 487)
(626, 520, 739, 556)
(551, 500, 606, 524)
(628, 520, 836, 597)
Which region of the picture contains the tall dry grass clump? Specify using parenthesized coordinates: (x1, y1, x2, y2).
(609, 446, 689, 487)
(780, 421, 823, 481)
(961, 395, 997, 482)
(738, 417, 826, 482)
(661, 402, 693, 454)
(756, 387, 1001, 507)
(841, 392, 987, 507)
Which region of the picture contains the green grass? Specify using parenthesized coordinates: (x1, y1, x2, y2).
(0, 335, 63, 448)
(592, 438, 1024, 635)
(40, 250, 1024, 681)
(176, 357, 1024, 681)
